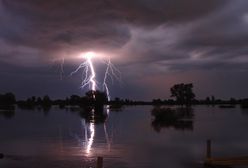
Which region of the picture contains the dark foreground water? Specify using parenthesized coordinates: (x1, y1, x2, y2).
(1, 105, 248, 168)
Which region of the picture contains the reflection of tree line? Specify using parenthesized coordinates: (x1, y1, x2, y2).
(0, 106, 15, 119)
(151, 106, 194, 132)
(0, 106, 109, 125)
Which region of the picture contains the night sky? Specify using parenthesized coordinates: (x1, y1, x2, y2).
(0, 0, 248, 100)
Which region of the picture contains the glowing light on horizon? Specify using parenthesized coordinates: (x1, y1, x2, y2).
(81, 51, 96, 60)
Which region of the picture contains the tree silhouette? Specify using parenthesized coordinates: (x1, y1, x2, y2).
(69, 95, 81, 105)
(84, 90, 108, 106)
(170, 83, 195, 106)
(43, 95, 51, 105)
(0, 92, 16, 105)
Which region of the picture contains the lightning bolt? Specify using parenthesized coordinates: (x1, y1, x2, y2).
(87, 56, 96, 91)
(60, 57, 65, 80)
(70, 51, 121, 101)
(103, 57, 121, 101)
(103, 59, 111, 101)
(70, 52, 97, 91)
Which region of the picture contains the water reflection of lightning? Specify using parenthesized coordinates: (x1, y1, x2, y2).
(104, 123, 111, 151)
(82, 119, 112, 155)
(82, 117, 95, 155)
(86, 122, 95, 154)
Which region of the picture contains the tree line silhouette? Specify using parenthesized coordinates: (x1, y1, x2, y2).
(0, 83, 248, 109)
(16, 90, 108, 110)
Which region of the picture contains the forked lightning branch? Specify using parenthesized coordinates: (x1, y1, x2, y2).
(70, 51, 120, 101)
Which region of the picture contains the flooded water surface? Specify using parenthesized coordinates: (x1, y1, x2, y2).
(1, 105, 248, 168)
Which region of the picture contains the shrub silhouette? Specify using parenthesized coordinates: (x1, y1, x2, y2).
(151, 107, 194, 132)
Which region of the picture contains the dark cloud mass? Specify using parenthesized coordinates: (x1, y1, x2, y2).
(0, 0, 247, 99)
(0, 0, 226, 51)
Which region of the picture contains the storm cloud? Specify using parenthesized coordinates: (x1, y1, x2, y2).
(0, 0, 228, 63)
(0, 0, 247, 99)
